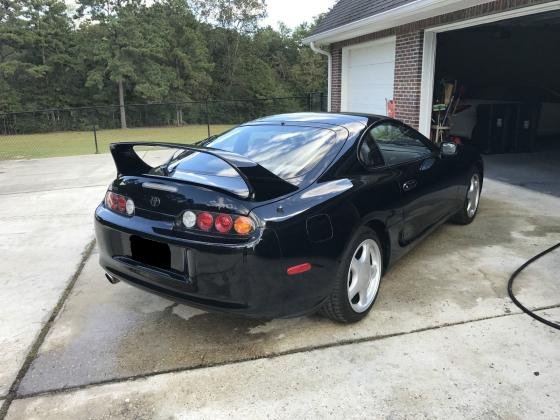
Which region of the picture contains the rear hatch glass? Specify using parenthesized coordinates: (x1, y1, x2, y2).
(203, 125, 338, 180)
(128, 124, 340, 204)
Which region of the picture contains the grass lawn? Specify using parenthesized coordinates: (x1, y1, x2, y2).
(0, 125, 233, 160)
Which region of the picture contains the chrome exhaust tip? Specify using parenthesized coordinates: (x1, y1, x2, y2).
(105, 273, 120, 284)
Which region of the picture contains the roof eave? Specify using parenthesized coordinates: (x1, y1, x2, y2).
(303, 0, 492, 45)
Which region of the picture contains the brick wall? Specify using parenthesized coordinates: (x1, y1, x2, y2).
(328, 0, 553, 128)
(393, 32, 423, 128)
(330, 47, 342, 113)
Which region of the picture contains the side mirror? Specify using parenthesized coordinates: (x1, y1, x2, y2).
(441, 142, 458, 157)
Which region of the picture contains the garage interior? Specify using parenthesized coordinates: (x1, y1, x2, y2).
(432, 11, 560, 159)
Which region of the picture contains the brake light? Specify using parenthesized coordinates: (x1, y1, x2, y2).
(196, 212, 214, 231)
(105, 191, 134, 216)
(181, 210, 255, 235)
(215, 214, 233, 233)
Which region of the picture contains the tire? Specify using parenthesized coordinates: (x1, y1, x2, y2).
(451, 168, 482, 225)
(320, 227, 383, 323)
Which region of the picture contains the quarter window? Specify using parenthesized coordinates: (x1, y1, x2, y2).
(369, 122, 432, 166)
(358, 130, 384, 167)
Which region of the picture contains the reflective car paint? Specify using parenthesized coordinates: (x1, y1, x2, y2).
(95, 112, 483, 318)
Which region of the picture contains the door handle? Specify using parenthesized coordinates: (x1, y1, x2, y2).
(402, 179, 418, 192)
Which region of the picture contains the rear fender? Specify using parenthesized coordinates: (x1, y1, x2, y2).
(251, 178, 359, 261)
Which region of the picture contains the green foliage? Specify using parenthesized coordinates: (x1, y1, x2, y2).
(0, 0, 78, 111)
(0, 0, 327, 129)
(188, 0, 266, 33)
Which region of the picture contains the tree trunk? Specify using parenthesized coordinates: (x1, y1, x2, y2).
(118, 79, 127, 129)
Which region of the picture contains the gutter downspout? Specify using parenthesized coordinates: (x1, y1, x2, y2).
(309, 41, 332, 112)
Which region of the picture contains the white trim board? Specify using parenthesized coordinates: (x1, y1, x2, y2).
(303, 0, 488, 45)
(418, 1, 560, 137)
(419, 31, 437, 136)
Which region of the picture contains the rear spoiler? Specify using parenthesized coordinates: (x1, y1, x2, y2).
(109, 142, 298, 201)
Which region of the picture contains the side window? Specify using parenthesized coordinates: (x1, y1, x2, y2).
(370, 122, 432, 166)
(358, 130, 384, 167)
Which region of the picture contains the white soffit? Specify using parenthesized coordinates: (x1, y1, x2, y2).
(303, 0, 493, 45)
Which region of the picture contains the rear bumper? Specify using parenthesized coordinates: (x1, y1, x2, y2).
(94, 205, 335, 318)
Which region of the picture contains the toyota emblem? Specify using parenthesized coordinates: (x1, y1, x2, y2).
(149, 196, 161, 207)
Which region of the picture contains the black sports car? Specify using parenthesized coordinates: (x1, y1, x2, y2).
(95, 113, 483, 323)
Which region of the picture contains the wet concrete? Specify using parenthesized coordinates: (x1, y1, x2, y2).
(17, 178, 560, 395)
(0, 155, 114, 397)
(8, 308, 560, 419)
(0, 150, 190, 398)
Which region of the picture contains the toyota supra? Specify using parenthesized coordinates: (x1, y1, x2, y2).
(94, 112, 483, 323)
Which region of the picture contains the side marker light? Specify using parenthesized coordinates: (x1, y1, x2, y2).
(287, 263, 312, 276)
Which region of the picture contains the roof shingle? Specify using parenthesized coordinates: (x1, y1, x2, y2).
(311, 0, 417, 36)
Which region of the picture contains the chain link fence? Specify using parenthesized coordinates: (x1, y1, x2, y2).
(0, 92, 327, 160)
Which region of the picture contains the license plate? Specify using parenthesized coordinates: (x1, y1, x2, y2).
(130, 236, 171, 270)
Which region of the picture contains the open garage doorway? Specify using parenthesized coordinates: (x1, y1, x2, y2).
(433, 10, 560, 153)
(423, 8, 560, 197)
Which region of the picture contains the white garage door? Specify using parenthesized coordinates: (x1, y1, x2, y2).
(341, 36, 396, 116)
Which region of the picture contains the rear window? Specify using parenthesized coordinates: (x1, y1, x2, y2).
(166, 152, 249, 197)
(205, 125, 338, 179)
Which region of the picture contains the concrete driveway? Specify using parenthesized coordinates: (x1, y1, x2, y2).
(1, 151, 559, 419)
(0, 155, 114, 399)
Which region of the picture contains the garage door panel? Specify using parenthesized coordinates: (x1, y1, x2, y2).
(346, 80, 395, 91)
(347, 101, 387, 116)
(350, 59, 395, 68)
(347, 85, 394, 97)
(342, 37, 396, 116)
(347, 89, 394, 114)
(349, 42, 396, 66)
(347, 85, 393, 99)
(348, 62, 396, 81)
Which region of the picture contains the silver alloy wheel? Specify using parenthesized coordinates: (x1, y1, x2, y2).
(347, 239, 381, 313)
(466, 173, 481, 218)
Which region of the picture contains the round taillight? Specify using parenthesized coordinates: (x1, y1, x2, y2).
(215, 214, 233, 233)
(125, 199, 135, 215)
(105, 191, 131, 215)
(196, 212, 214, 231)
(105, 191, 115, 209)
(116, 195, 126, 213)
(182, 211, 196, 228)
(234, 216, 254, 235)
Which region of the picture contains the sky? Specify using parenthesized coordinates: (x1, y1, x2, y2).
(65, 0, 337, 30)
(262, 0, 336, 29)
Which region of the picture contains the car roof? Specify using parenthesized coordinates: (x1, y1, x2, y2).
(251, 112, 387, 130)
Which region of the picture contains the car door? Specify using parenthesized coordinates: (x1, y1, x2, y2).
(367, 121, 456, 245)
